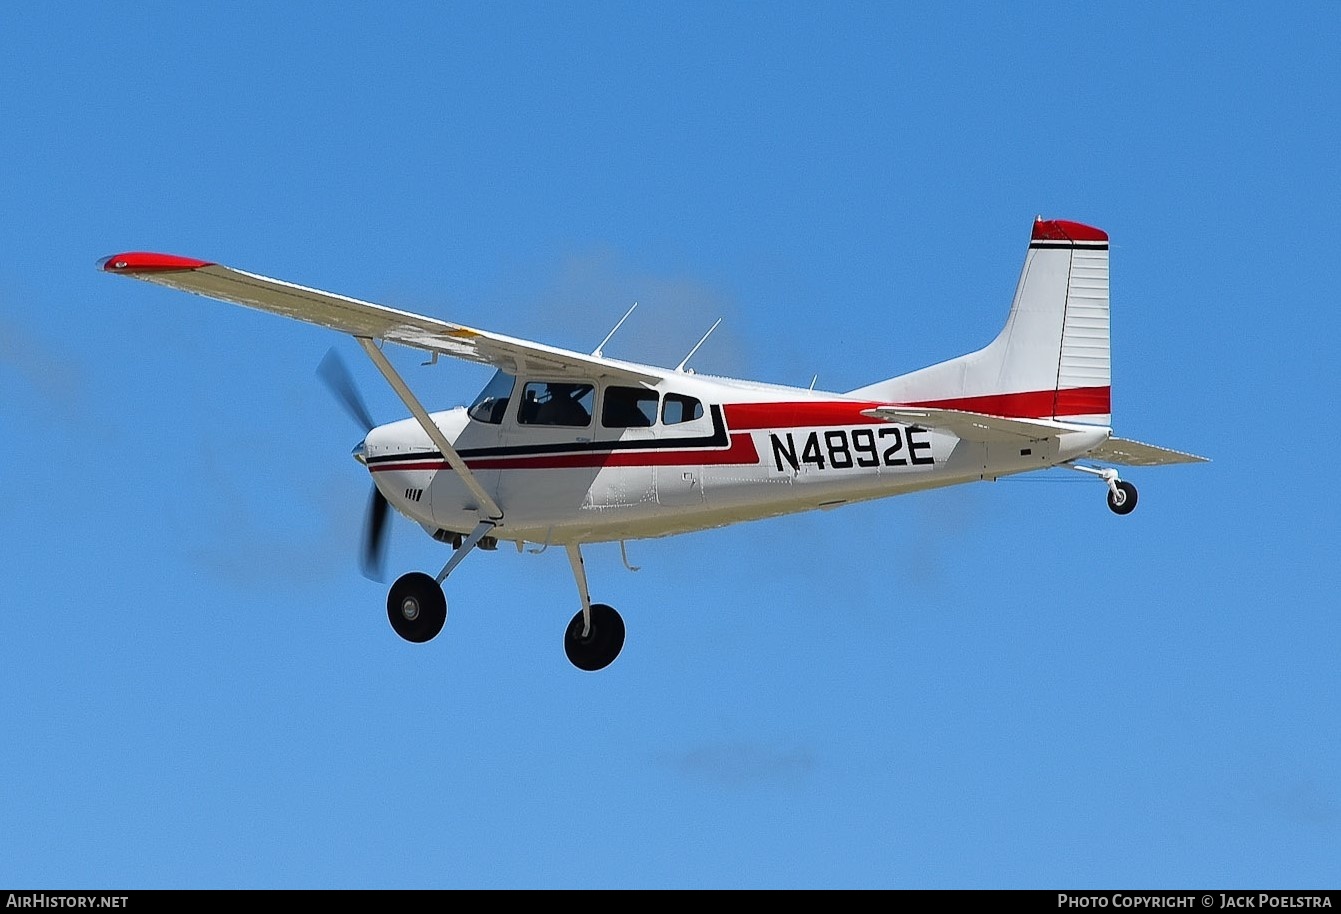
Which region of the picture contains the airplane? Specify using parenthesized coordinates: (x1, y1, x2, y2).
(100, 217, 1206, 671)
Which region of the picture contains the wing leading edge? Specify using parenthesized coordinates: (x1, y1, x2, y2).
(860, 405, 1067, 441)
(99, 252, 660, 384)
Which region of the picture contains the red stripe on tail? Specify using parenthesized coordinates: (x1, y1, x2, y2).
(904, 385, 1110, 419)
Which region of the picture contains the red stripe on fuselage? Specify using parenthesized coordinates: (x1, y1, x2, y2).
(723, 387, 1110, 428)
(724, 401, 884, 430)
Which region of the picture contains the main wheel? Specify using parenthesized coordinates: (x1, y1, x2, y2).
(387, 572, 447, 643)
(1107, 480, 1138, 516)
(564, 603, 626, 672)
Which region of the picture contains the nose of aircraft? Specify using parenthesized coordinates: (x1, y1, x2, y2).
(357, 422, 396, 463)
(357, 417, 439, 463)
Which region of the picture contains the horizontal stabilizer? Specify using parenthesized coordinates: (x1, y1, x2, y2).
(860, 406, 1068, 442)
(1082, 437, 1208, 466)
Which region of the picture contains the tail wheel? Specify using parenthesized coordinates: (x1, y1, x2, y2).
(564, 603, 626, 672)
(1107, 480, 1138, 516)
(387, 572, 447, 643)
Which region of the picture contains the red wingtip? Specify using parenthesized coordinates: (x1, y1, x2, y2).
(1031, 218, 1108, 243)
(99, 252, 213, 273)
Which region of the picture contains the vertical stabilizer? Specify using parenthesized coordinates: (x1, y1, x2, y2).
(849, 218, 1111, 426)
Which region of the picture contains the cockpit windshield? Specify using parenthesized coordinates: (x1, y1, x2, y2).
(467, 370, 516, 424)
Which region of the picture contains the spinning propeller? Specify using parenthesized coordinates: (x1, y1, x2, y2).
(317, 348, 390, 582)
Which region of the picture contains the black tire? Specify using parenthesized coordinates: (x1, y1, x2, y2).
(1107, 480, 1138, 516)
(564, 603, 626, 672)
(386, 572, 447, 643)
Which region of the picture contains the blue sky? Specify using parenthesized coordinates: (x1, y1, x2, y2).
(2, 3, 1338, 889)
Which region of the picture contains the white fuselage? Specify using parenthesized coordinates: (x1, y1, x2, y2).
(361, 371, 1110, 546)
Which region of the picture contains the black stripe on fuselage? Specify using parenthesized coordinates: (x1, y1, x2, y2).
(1029, 241, 1109, 250)
(364, 404, 730, 465)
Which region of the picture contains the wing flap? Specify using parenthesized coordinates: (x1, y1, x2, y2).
(1083, 437, 1208, 466)
(102, 254, 659, 383)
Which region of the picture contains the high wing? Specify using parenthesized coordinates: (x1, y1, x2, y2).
(860, 405, 1067, 441)
(1080, 437, 1208, 466)
(99, 252, 660, 383)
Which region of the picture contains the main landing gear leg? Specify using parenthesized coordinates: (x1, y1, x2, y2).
(1067, 463, 1139, 516)
(386, 520, 495, 644)
(563, 543, 625, 672)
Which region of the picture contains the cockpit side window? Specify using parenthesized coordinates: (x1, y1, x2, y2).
(467, 370, 516, 425)
(518, 381, 595, 427)
(601, 386, 658, 428)
(662, 393, 704, 425)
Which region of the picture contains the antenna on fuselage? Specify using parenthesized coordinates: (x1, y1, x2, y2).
(675, 318, 722, 373)
(592, 302, 638, 358)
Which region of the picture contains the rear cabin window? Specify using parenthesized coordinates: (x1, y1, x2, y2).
(517, 381, 594, 427)
(601, 387, 658, 428)
(662, 394, 704, 425)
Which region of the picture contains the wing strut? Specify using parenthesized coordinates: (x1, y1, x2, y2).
(356, 337, 504, 521)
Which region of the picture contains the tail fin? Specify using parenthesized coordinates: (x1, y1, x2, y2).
(849, 218, 1112, 426)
